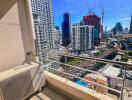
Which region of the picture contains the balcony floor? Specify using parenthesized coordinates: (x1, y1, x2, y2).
(30, 86, 74, 100)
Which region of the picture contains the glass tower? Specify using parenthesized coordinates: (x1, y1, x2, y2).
(62, 13, 72, 47)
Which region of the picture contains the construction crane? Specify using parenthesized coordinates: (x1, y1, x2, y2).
(84, 0, 93, 14)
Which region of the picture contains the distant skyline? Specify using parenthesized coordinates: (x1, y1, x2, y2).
(53, 0, 132, 30)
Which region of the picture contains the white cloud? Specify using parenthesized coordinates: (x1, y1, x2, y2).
(66, 0, 75, 2)
(69, 11, 75, 14)
(119, 17, 131, 21)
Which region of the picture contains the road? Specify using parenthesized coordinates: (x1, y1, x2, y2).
(99, 55, 121, 73)
(65, 46, 119, 79)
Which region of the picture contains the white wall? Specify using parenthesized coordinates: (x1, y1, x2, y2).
(0, 3, 25, 72)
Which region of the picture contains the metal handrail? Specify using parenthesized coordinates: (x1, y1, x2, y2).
(59, 54, 132, 69)
(28, 52, 131, 99)
(43, 65, 121, 94)
(35, 49, 132, 68)
(28, 52, 123, 80)
(47, 58, 123, 80)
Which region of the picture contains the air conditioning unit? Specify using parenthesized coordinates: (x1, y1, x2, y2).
(0, 63, 46, 100)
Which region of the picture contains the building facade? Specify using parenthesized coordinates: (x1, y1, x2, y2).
(33, 13, 46, 62)
(124, 28, 129, 33)
(129, 15, 132, 34)
(72, 24, 94, 51)
(114, 22, 123, 35)
(30, 0, 54, 63)
(121, 37, 132, 51)
(53, 26, 61, 48)
(83, 13, 101, 46)
(46, 0, 54, 50)
(62, 13, 72, 47)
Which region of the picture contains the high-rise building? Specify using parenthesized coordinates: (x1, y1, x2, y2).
(46, 0, 54, 50)
(62, 12, 72, 47)
(30, 0, 54, 63)
(124, 28, 129, 33)
(0, 1, 131, 100)
(72, 23, 94, 51)
(53, 26, 61, 48)
(111, 27, 116, 35)
(129, 15, 132, 34)
(83, 13, 101, 46)
(33, 13, 46, 62)
(114, 22, 123, 34)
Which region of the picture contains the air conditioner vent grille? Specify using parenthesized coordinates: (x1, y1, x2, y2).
(0, 71, 33, 100)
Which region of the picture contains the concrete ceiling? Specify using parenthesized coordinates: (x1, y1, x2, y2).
(0, 0, 17, 19)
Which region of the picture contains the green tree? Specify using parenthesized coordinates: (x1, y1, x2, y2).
(128, 51, 132, 56)
(121, 53, 129, 62)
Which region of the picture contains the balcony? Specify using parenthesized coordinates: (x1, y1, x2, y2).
(27, 53, 132, 100)
(1, 54, 131, 100)
(0, 61, 119, 100)
(0, 0, 132, 100)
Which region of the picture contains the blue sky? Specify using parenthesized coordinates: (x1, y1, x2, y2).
(53, 0, 132, 30)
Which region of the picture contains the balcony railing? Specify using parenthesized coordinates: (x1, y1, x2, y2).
(27, 51, 132, 100)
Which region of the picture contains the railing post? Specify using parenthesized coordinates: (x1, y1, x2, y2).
(64, 56, 67, 72)
(64, 56, 69, 83)
(120, 66, 126, 100)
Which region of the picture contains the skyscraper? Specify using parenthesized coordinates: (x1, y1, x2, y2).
(62, 13, 72, 47)
(129, 15, 132, 34)
(114, 22, 123, 34)
(46, 0, 54, 50)
(83, 13, 101, 46)
(30, 0, 54, 63)
(53, 26, 61, 48)
(72, 23, 94, 51)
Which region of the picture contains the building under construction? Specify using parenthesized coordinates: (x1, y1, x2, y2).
(83, 13, 101, 46)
